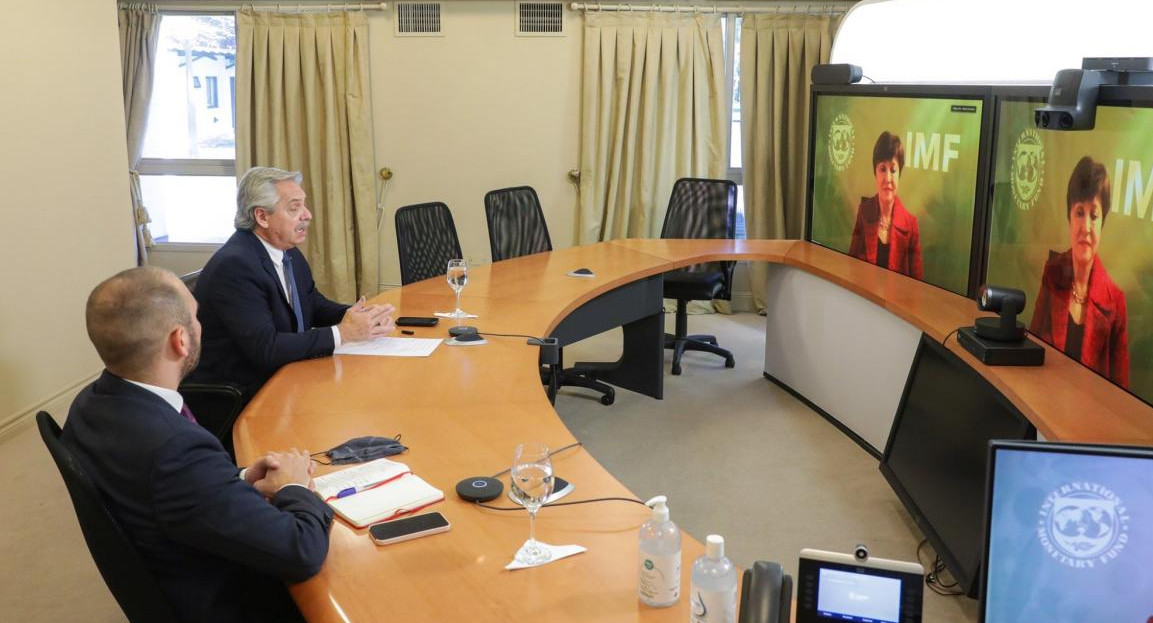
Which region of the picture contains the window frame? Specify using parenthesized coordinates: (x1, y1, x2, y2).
(141, 10, 238, 248)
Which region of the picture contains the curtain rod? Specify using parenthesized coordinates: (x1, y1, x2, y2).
(570, 2, 851, 15)
(118, 1, 388, 12)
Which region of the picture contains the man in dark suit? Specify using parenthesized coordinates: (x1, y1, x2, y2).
(189, 166, 395, 396)
(63, 266, 333, 623)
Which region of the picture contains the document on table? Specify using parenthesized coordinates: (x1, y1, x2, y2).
(334, 336, 442, 357)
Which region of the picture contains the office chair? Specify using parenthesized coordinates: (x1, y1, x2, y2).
(395, 202, 464, 285)
(484, 186, 553, 262)
(660, 178, 738, 375)
(483, 186, 615, 405)
(36, 412, 180, 623)
(176, 271, 245, 459)
(177, 383, 245, 460)
(178, 269, 202, 293)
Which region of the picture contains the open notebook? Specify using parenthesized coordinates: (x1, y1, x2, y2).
(313, 459, 444, 528)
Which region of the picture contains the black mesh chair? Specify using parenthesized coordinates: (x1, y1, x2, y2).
(177, 271, 245, 459)
(37, 412, 180, 623)
(482, 186, 615, 405)
(395, 202, 464, 285)
(484, 186, 553, 262)
(661, 178, 738, 375)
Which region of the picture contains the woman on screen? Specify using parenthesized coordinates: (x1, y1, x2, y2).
(1030, 156, 1129, 387)
(849, 131, 924, 279)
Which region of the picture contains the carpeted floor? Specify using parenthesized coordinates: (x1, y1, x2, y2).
(0, 312, 978, 622)
(555, 312, 978, 623)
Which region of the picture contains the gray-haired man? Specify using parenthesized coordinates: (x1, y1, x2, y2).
(188, 166, 394, 396)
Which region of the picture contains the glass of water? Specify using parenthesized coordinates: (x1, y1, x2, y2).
(446, 258, 468, 319)
(509, 442, 554, 565)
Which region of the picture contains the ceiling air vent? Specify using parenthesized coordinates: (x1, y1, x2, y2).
(516, 2, 564, 37)
(396, 2, 443, 37)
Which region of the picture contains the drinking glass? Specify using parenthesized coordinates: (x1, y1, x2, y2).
(446, 259, 469, 319)
(509, 442, 554, 565)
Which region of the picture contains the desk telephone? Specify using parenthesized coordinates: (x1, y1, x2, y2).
(738, 561, 792, 623)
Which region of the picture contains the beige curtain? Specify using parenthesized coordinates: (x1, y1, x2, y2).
(235, 10, 377, 301)
(578, 12, 728, 244)
(740, 12, 842, 312)
(119, 5, 160, 265)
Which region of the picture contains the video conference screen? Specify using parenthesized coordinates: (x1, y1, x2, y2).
(985, 98, 1153, 405)
(982, 442, 1153, 622)
(880, 335, 1034, 597)
(809, 92, 985, 295)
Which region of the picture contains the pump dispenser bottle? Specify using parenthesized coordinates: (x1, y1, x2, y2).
(638, 495, 681, 607)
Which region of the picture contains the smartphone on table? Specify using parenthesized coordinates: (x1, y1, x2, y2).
(369, 512, 451, 546)
(396, 317, 439, 327)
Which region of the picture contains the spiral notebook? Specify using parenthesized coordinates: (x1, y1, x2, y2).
(323, 470, 444, 528)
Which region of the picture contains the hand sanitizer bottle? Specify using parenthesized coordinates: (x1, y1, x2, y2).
(690, 534, 737, 623)
(638, 495, 681, 607)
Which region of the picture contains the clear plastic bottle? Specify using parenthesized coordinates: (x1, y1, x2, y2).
(689, 534, 737, 623)
(638, 495, 681, 607)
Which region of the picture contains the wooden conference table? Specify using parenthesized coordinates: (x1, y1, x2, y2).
(234, 239, 1153, 623)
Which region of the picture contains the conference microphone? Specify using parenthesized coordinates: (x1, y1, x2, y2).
(445, 325, 560, 363)
(456, 476, 504, 502)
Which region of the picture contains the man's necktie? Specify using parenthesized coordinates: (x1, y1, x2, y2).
(179, 403, 198, 424)
(283, 253, 306, 333)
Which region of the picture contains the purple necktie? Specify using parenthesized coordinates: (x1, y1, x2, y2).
(180, 403, 198, 424)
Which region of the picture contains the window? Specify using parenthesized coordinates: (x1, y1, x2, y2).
(205, 75, 219, 108)
(139, 14, 237, 244)
(723, 16, 746, 238)
(832, 0, 1153, 82)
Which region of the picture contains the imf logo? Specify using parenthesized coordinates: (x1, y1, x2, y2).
(1011, 129, 1045, 211)
(828, 114, 855, 172)
(1037, 482, 1129, 569)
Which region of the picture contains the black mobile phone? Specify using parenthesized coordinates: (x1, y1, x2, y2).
(396, 316, 439, 327)
(369, 512, 451, 546)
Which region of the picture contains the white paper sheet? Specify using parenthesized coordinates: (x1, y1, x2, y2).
(334, 336, 442, 357)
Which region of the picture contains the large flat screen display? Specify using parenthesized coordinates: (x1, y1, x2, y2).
(809, 90, 986, 295)
(981, 441, 1153, 622)
(880, 334, 1035, 597)
(985, 95, 1153, 405)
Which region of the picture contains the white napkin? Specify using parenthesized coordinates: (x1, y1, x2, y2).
(505, 541, 587, 570)
(433, 312, 479, 319)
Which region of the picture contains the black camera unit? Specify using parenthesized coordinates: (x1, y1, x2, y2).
(1035, 57, 1153, 131)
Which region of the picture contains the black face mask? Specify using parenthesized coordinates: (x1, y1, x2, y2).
(323, 435, 407, 464)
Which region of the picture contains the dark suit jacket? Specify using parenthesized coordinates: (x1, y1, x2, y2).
(1029, 250, 1129, 387)
(189, 229, 349, 395)
(61, 371, 333, 623)
(848, 195, 924, 279)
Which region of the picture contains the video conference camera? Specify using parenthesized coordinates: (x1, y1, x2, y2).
(1036, 58, 1153, 131)
(1035, 69, 1111, 131)
(975, 285, 1025, 342)
(956, 285, 1044, 366)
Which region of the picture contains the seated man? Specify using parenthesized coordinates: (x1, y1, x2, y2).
(63, 266, 332, 623)
(189, 166, 395, 396)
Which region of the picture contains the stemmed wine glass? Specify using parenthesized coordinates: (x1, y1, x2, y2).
(509, 442, 554, 565)
(446, 259, 469, 319)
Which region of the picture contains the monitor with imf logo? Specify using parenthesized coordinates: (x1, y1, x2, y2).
(985, 85, 1153, 407)
(981, 440, 1153, 622)
(807, 85, 992, 296)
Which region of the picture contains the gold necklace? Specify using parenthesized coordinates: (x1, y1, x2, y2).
(1071, 284, 1088, 305)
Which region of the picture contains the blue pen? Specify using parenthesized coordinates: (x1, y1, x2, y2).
(336, 486, 358, 498)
